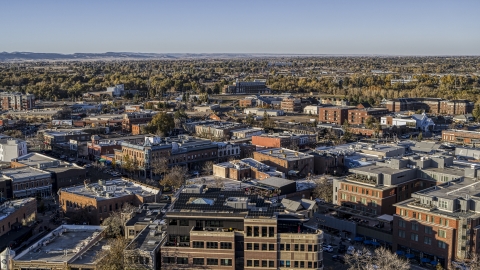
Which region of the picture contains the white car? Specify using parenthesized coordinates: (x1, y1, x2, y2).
(323, 245, 333, 252)
(346, 246, 355, 255)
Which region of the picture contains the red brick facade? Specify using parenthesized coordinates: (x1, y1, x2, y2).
(318, 107, 351, 125)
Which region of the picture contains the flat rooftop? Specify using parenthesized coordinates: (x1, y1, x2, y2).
(1, 167, 51, 182)
(349, 164, 413, 175)
(126, 225, 164, 252)
(14, 225, 104, 263)
(422, 166, 465, 177)
(256, 148, 313, 161)
(0, 198, 35, 221)
(61, 178, 159, 201)
(15, 152, 70, 167)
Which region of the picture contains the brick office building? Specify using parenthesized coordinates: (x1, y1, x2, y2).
(252, 133, 316, 149)
(58, 178, 161, 225)
(385, 98, 473, 115)
(0, 198, 36, 237)
(318, 106, 353, 125)
(280, 98, 302, 112)
(347, 107, 389, 125)
(0, 92, 35, 111)
(122, 111, 157, 133)
(333, 156, 465, 216)
(253, 148, 314, 177)
(162, 186, 323, 270)
(392, 175, 480, 268)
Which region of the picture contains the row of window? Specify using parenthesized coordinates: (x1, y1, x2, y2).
(246, 260, 275, 268)
(192, 241, 232, 249)
(342, 184, 381, 197)
(246, 243, 275, 251)
(279, 243, 319, 252)
(13, 179, 50, 191)
(398, 230, 448, 248)
(164, 257, 232, 266)
(398, 211, 450, 227)
(246, 226, 275, 237)
(341, 194, 378, 207)
(278, 260, 321, 268)
(398, 220, 448, 235)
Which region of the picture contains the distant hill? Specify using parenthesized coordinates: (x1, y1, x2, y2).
(0, 52, 317, 61)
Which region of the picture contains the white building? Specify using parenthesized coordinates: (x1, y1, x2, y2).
(106, 84, 125, 96)
(243, 108, 284, 116)
(381, 112, 435, 132)
(303, 105, 321, 115)
(0, 138, 27, 162)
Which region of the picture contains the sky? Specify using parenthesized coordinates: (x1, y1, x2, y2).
(1, 0, 479, 55)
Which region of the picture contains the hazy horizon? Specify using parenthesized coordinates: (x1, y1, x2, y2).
(2, 0, 479, 55)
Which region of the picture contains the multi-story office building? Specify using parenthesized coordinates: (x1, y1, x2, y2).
(42, 130, 90, 150)
(333, 155, 466, 216)
(223, 80, 271, 95)
(58, 178, 161, 225)
(162, 185, 323, 270)
(213, 158, 284, 180)
(252, 133, 316, 149)
(393, 171, 480, 268)
(253, 148, 314, 177)
(0, 92, 35, 110)
(385, 98, 473, 115)
(347, 107, 389, 125)
(318, 106, 353, 125)
(0, 138, 27, 162)
(195, 121, 247, 140)
(114, 135, 219, 178)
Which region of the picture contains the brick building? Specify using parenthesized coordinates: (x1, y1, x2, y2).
(280, 98, 302, 112)
(1, 167, 52, 199)
(442, 129, 480, 145)
(0, 198, 36, 238)
(213, 158, 284, 180)
(58, 178, 161, 225)
(162, 186, 323, 270)
(131, 123, 148, 135)
(0, 92, 35, 111)
(252, 133, 316, 149)
(122, 111, 157, 133)
(333, 155, 465, 216)
(310, 150, 345, 175)
(385, 98, 473, 115)
(239, 98, 257, 107)
(393, 175, 480, 268)
(223, 80, 271, 95)
(318, 106, 353, 125)
(347, 107, 389, 125)
(253, 148, 314, 177)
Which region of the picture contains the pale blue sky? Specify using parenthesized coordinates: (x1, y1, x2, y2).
(1, 0, 479, 55)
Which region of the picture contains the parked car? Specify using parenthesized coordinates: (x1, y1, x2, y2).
(323, 245, 333, 253)
(346, 246, 355, 255)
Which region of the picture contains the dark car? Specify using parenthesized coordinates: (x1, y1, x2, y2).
(332, 255, 345, 264)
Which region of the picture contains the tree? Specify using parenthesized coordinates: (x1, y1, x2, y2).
(342, 120, 353, 142)
(312, 177, 333, 203)
(160, 166, 188, 189)
(146, 112, 174, 136)
(122, 154, 134, 175)
(473, 104, 480, 122)
(151, 157, 169, 178)
(345, 247, 409, 270)
(213, 176, 225, 188)
(418, 132, 423, 141)
(201, 161, 214, 176)
(245, 113, 255, 126)
(365, 116, 375, 129)
(95, 237, 134, 270)
(101, 204, 137, 239)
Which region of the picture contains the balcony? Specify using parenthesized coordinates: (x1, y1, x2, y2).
(407, 200, 436, 211)
(346, 174, 377, 185)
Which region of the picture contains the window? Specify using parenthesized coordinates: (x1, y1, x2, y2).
(286, 244, 290, 251)
(425, 227, 432, 234)
(254, 243, 259, 250)
(438, 240, 447, 249)
(177, 257, 188, 264)
(350, 195, 356, 202)
(262, 227, 267, 237)
(254, 260, 260, 267)
(411, 223, 419, 231)
(286, 260, 291, 267)
(398, 230, 405, 238)
(179, 219, 189, 226)
(253, 226, 260, 237)
(262, 243, 268, 250)
(439, 230, 447, 238)
(294, 244, 299, 251)
(361, 198, 367, 205)
(300, 261, 305, 268)
(207, 258, 218, 266)
(269, 261, 275, 267)
(205, 220, 223, 227)
(308, 262, 313, 268)
(247, 260, 252, 267)
(398, 220, 406, 228)
(221, 259, 232, 266)
(372, 200, 377, 207)
(246, 226, 252, 236)
(300, 244, 305, 251)
(246, 243, 252, 250)
(193, 241, 204, 248)
(163, 257, 175, 264)
(262, 260, 268, 267)
(193, 258, 204, 265)
(294, 261, 299, 267)
(220, 242, 232, 249)
(206, 242, 218, 249)
(279, 260, 285, 267)
(411, 233, 418, 241)
(439, 200, 448, 209)
(424, 236, 432, 245)
(269, 227, 274, 237)
(169, 219, 177, 225)
(280, 243, 284, 250)
(342, 193, 347, 200)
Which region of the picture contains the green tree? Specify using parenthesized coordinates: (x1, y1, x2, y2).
(418, 132, 423, 141)
(245, 113, 255, 126)
(342, 120, 353, 142)
(473, 105, 480, 121)
(146, 112, 175, 135)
